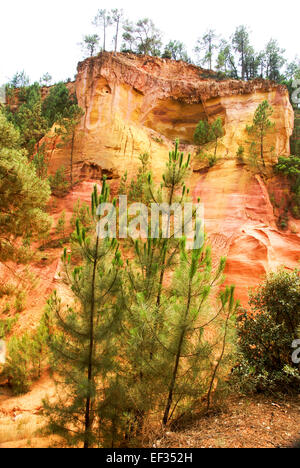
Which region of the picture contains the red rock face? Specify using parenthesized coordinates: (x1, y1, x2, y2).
(191, 160, 300, 305)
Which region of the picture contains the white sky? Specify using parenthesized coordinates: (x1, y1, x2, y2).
(0, 0, 299, 85)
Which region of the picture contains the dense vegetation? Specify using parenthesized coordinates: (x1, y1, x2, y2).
(235, 269, 300, 394)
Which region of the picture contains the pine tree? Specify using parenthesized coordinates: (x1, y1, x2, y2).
(162, 41, 190, 62)
(210, 117, 224, 158)
(111, 9, 124, 52)
(0, 109, 51, 263)
(93, 9, 112, 52)
(232, 26, 250, 80)
(161, 238, 238, 424)
(80, 35, 100, 58)
(43, 179, 123, 448)
(194, 118, 224, 158)
(121, 18, 162, 56)
(55, 210, 67, 239)
(195, 30, 218, 70)
(246, 100, 275, 168)
(42, 83, 78, 128)
(13, 83, 48, 155)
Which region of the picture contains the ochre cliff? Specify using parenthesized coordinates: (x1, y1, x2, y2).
(47, 52, 294, 180)
(41, 52, 299, 305)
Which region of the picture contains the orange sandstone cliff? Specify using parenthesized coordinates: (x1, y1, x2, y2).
(2, 52, 296, 311)
(44, 53, 299, 305)
(47, 52, 293, 180)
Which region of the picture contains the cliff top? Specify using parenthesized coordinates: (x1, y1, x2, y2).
(77, 52, 288, 103)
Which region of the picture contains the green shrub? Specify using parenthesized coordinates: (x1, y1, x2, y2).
(234, 269, 300, 394)
(2, 317, 49, 394)
(236, 145, 245, 164)
(0, 315, 19, 339)
(275, 155, 300, 218)
(207, 154, 217, 167)
(49, 167, 69, 197)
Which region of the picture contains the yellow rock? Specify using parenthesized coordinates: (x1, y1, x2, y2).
(47, 52, 294, 181)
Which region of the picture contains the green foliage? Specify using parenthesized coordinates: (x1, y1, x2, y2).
(55, 211, 67, 239)
(275, 155, 300, 219)
(0, 109, 51, 263)
(0, 315, 19, 339)
(236, 145, 245, 164)
(162, 41, 190, 62)
(33, 143, 48, 179)
(264, 39, 286, 81)
(40, 73, 52, 87)
(194, 120, 211, 148)
(55, 104, 84, 187)
(119, 141, 237, 434)
(48, 167, 69, 197)
(43, 179, 123, 448)
(80, 34, 100, 57)
(9, 71, 30, 89)
(246, 100, 275, 168)
(128, 153, 150, 203)
(70, 200, 93, 232)
(121, 18, 162, 56)
(93, 9, 113, 51)
(194, 117, 224, 158)
(235, 269, 300, 394)
(12, 83, 48, 155)
(195, 29, 218, 70)
(2, 317, 49, 394)
(42, 83, 78, 128)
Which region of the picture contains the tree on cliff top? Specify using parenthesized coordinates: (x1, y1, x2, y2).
(121, 18, 162, 56)
(263, 39, 286, 82)
(0, 109, 51, 263)
(80, 34, 100, 58)
(162, 40, 190, 62)
(195, 30, 218, 70)
(93, 9, 112, 52)
(246, 100, 275, 168)
(231, 25, 251, 81)
(111, 9, 124, 53)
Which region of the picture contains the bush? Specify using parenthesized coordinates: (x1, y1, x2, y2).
(0, 316, 19, 339)
(236, 145, 245, 164)
(234, 269, 300, 394)
(2, 317, 49, 394)
(275, 155, 300, 218)
(49, 167, 69, 197)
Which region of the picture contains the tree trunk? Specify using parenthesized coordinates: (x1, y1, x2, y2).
(70, 131, 75, 188)
(115, 20, 119, 52)
(163, 282, 191, 425)
(214, 138, 218, 158)
(84, 236, 99, 448)
(260, 132, 266, 167)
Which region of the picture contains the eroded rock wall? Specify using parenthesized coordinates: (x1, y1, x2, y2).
(47, 52, 294, 180)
